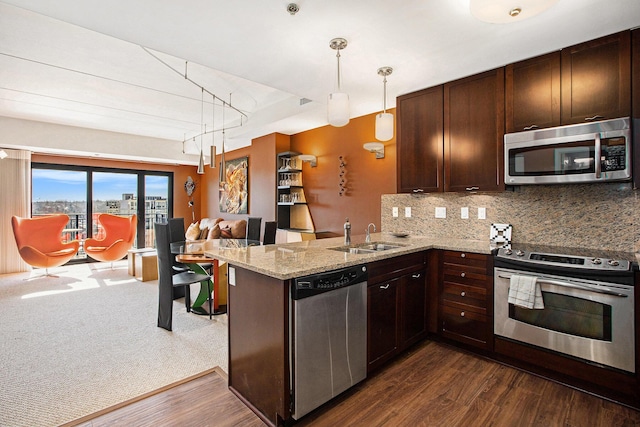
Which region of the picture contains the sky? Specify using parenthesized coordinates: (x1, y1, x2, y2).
(32, 169, 168, 202)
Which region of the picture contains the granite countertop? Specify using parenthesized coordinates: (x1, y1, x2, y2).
(203, 233, 493, 280)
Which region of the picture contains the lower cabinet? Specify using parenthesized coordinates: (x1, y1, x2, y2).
(439, 250, 494, 351)
(367, 252, 427, 373)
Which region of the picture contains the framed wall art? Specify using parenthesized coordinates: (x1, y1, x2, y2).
(219, 156, 248, 214)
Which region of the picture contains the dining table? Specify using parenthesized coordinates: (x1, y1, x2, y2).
(171, 239, 260, 316)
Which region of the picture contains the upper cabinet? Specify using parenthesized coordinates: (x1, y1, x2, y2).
(561, 31, 631, 125)
(444, 68, 505, 192)
(506, 31, 630, 132)
(396, 86, 443, 193)
(505, 52, 561, 133)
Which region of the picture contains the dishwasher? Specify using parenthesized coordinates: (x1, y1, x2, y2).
(290, 264, 368, 420)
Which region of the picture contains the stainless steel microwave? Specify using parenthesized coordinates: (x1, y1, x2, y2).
(504, 117, 631, 185)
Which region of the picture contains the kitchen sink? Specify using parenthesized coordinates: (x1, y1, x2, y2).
(329, 242, 405, 254)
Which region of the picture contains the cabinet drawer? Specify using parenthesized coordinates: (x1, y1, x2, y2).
(442, 282, 487, 312)
(441, 305, 489, 347)
(368, 251, 425, 284)
(443, 251, 491, 271)
(443, 268, 488, 288)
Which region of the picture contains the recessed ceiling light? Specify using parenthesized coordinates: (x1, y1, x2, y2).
(470, 0, 559, 23)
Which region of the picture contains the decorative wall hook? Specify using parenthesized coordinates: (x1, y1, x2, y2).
(338, 156, 347, 196)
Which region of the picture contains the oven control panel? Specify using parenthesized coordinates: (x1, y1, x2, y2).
(496, 247, 631, 272)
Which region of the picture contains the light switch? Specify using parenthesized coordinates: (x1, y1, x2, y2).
(405, 207, 412, 218)
(392, 207, 399, 217)
(478, 207, 486, 220)
(461, 207, 469, 219)
(435, 207, 446, 218)
(229, 266, 236, 286)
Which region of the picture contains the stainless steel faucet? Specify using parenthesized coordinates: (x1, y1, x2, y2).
(365, 223, 376, 243)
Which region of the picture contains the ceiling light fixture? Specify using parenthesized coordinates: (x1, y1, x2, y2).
(328, 38, 350, 127)
(0, 149, 8, 159)
(197, 88, 205, 175)
(469, 0, 559, 23)
(210, 92, 216, 168)
(375, 66, 394, 142)
(287, 3, 299, 15)
(220, 100, 227, 184)
(363, 142, 385, 159)
(298, 154, 317, 167)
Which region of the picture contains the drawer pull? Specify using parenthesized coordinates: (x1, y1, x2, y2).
(465, 186, 479, 191)
(460, 291, 466, 297)
(460, 253, 466, 258)
(460, 272, 466, 278)
(523, 124, 539, 131)
(412, 188, 424, 193)
(585, 115, 604, 122)
(380, 284, 390, 290)
(412, 273, 421, 279)
(460, 311, 465, 317)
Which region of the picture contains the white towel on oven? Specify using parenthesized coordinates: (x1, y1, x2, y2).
(508, 274, 544, 309)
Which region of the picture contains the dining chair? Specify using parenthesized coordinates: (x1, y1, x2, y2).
(155, 222, 212, 331)
(263, 221, 277, 245)
(246, 217, 262, 242)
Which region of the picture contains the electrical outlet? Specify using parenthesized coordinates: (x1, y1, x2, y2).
(461, 207, 469, 219)
(392, 207, 399, 217)
(405, 207, 412, 218)
(435, 207, 446, 219)
(478, 207, 486, 220)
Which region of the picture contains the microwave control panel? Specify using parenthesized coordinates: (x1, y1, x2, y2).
(602, 142, 626, 172)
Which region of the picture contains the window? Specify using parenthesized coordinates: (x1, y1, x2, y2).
(32, 163, 173, 261)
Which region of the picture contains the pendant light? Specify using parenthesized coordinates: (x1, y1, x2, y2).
(327, 38, 350, 127)
(375, 67, 394, 142)
(210, 93, 216, 168)
(197, 88, 205, 174)
(219, 100, 227, 184)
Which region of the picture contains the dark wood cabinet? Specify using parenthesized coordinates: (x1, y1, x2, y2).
(561, 31, 631, 124)
(506, 52, 561, 133)
(632, 28, 640, 190)
(367, 277, 399, 369)
(444, 68, 505, 192)
(396, 86, 444, 193)
(367, 252, 427, 373)
(439, 250, 493, 351)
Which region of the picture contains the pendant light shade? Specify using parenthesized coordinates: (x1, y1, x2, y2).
(375, 66, 394, 141)
(197, 149, 205, 174)
(375, 112, 394, 141)
(328, 38, 350, 127)
(328, 92, 350, 127)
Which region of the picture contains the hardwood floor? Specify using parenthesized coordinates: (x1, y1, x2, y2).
(73, 341, 640, 426)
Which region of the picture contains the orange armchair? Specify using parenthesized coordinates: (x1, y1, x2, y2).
(85, 214, 137, 264)
(11, 214, 80, 275)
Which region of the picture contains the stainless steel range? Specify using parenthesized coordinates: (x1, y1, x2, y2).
(494, 245, 636, 373)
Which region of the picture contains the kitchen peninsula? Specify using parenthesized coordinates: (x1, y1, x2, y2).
(205, 234, 491, 426)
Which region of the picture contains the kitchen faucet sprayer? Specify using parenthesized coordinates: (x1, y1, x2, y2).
(365, 223, 376, 243)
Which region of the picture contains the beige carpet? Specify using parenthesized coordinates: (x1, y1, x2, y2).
(0, 261, 228, 427)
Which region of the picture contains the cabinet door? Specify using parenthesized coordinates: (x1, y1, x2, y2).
(400, 269, 427, 348)
(632, 29, 640, 190)
(561, 31, 631, 124)
(396, 86, 444, 193)
(367, 279, 399, 370)
(506, 52, 561, 133)
(444, 68, 505, 192)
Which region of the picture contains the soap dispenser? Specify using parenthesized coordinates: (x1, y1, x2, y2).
(344, 217, 351, 245)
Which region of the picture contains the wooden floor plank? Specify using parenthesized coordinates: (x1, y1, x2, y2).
(76, 340, 639, 427)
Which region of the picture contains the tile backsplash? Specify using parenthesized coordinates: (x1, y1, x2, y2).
(382, 183, 640, 253)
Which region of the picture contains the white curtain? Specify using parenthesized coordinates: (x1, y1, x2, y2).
(0, 149, 31, 274)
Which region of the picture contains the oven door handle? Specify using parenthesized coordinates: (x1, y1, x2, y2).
(497, 274, 628, 297)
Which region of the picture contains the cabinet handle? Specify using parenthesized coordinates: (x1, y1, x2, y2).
(523, 124, 539, 131)
(380, 284, 390, 290)
(465, 186, 479, 191)
(460, 253, 466, 258)
(412, 189, 424, 193)
(412, 273, 421, 279)
(460, 272, 466, 278)
(461, 291, 466, 297)
(460, 311, 465, 317)
(585, 115, 604, 122)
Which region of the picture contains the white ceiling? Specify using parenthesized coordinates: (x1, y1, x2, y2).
(0, 0, 639, 163)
